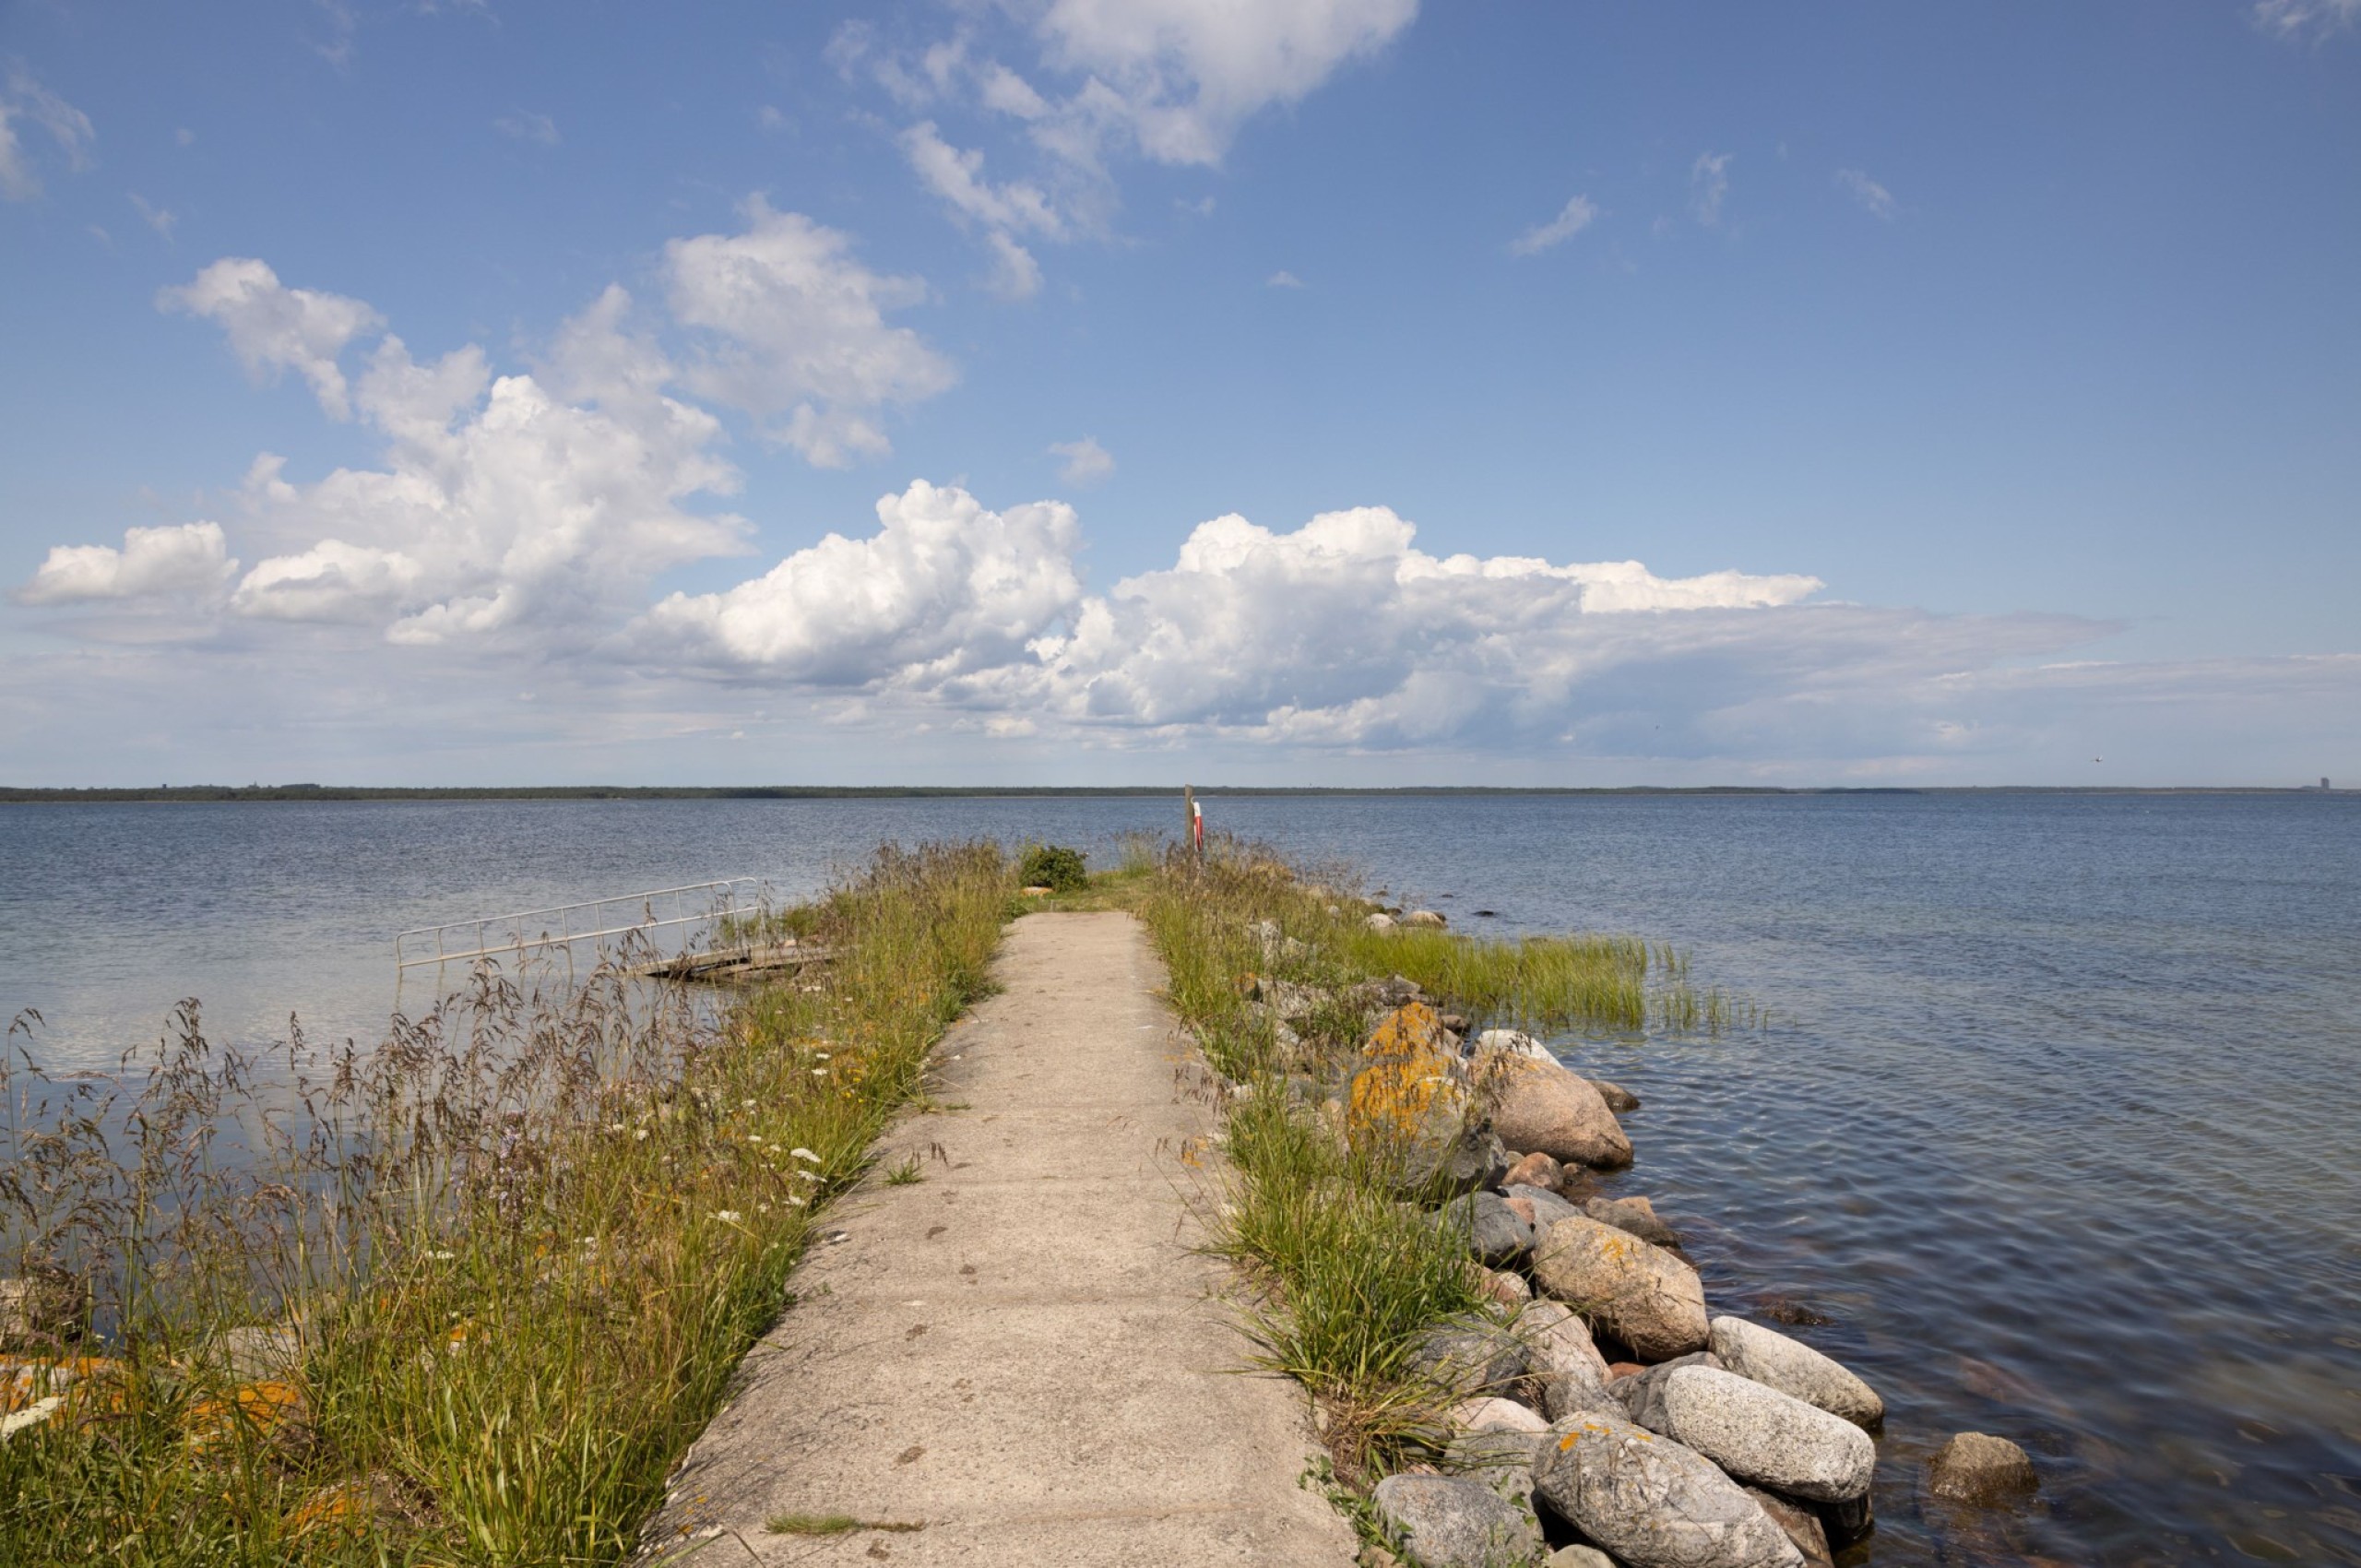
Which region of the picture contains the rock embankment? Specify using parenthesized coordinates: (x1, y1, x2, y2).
(1240, 968, 2044, 1568)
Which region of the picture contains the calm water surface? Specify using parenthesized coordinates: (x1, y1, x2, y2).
(3, 793, 2356, 1565)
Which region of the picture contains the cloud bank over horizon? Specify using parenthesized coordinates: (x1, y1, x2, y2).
(12, 246, 2354, 786)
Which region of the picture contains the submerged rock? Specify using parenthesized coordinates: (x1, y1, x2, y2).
(1530, 1216, 1710, 1360)
(1477, 1055, 1632, 1170)
(1586, 1078, 1642, 1113)
(1926, 1431, 2039, 1503)
(1709, 1316, 1884, 1429)
(1371, 1473, 1546, 1568)
(1620, 1366, 1875, 1505)
(1531, 1410, 1804, 1568)
(1583, 1194, 1679, 1250)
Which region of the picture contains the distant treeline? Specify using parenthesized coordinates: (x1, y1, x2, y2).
(0, 783, 2335, 803)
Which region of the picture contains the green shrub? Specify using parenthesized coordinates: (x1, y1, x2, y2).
(1016, 843, 1089, 892)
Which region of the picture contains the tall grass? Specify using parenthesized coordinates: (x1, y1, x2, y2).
(1135, 836, 1737, 1487)
(0, 841, 1013, 1567)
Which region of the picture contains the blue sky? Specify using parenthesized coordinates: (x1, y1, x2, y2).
(3, 0, 2356, 786)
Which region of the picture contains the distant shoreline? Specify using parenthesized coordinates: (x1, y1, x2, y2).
(0, 783, 2344, 803)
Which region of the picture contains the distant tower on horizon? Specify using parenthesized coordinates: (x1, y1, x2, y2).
(2325, 777, 2334, 791)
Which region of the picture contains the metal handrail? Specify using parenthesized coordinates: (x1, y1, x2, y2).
(395, 878, 760, 971)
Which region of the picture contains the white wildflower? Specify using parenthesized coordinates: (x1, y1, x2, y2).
(711, 1210, 743, 1223)
(790, 1147, 820, 1163)
(428, 1250, 456, 1261)
(634, 1128, 650, 1141)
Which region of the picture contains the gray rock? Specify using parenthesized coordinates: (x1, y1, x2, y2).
(1408, 1316, 1533, 1399)
(1542, 1372, 1628, 1423)
(1621, 1366, 1875, 1505)
(1445, 1427, 1546, 1507)
(1507, 1185, 1583, 1230)
(1586, 1078, 1641, 1113)
(1709, 1316, 1884, 1429)
(1610, 1352, 1723, 1423)
(1477, 1029, 1554, 1061)
(1501, 1151, 1562, 1192)
(1404, 909, 1451, 929)
(0, 1270, 89, 1348)
(1926, 1431, 2039, 1503)
(1582, 1195, 1679, 1250)
(215, 1324, 302, 1381)
(1744, 1489, 1833, 1568)
(1478, 1055, 1632, 1170)
(1543, 1550, 1617, 1568)
(1453, 1396, 1549, 1434)
(1405, 1125, 1513, 1200)
(1532, 1409, 1804, 1568)
(1529, 1216, 1710, 1360)
(1371, 1473, 1547, 1568)
(1365, 911, 1400, 932)
(1514, 1301, 1614, 1386)
(1447, 1192, 1537, 1266)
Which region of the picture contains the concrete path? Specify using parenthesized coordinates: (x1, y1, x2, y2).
(637, 910, 1358, 1567)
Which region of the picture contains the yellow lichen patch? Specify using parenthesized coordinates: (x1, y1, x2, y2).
(285, 1476, 386, 1540)
(184, 1379, 306, 1452)
(1346, 1054, 1463, 1138)
(1361, 1001, 1449, 1060)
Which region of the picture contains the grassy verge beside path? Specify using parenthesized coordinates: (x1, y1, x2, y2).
(0, 842, 1014, 1567)
(1131, 839, 1721, 1509)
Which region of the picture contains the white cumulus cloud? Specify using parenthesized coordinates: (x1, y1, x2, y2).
(635, 480, 1083, 685)
(665, 197, 956, 465)
(15, 522, 235, 606)
(157, 257, 384, 419)
(1511, 195, 1598, 256)
(2253, 0, 2361, 37)
(0, 61, 94, 202)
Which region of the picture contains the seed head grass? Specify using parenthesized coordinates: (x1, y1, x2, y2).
(0, 840, 1014, 1567)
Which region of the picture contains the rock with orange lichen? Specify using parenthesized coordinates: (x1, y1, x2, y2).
(1530, 1215, 1709, 1360)
(1348, 1004, 1505, 1194)
(1532, 1410, 1803, 1568)
(184, 1378, 308, 1453)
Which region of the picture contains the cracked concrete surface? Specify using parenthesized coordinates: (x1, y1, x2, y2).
(636, 910, 1358, 1567)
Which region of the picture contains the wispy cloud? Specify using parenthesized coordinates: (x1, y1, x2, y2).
(1834, 168, 1896, 220)
(0, 62, 95, 202)
(1049, 436, 1114, 485)
(2253, 0, 2361, 39)
(1691, 152, 1733, 226)
(1510, 194, 1598, 256)
(1266, 269, 1306, 288)
(494, 110, 560, 147)
(128, 191, 176, 239)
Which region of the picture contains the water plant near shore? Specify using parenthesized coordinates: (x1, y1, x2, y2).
(0, 841, 1013, 1566)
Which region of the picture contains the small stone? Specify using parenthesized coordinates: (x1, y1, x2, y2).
(1453, 1396, 1549, 1434)
(1371, 1473, 1546, 1568)
(1744, 1489, 1833, 1568)
(1607, 1361, 1644, 1381)
(1475, 1029, 1552, 1061)
(1586, 1078, 1641, 1112)
(1501, 1151, 1562, 1192)
(1475, 1268, 1532, 1308)
(1544, 1550, 1616, 1568)
(1927, 1431, 2039, 1503)
(1365, 912, 1400, 932)
(214, 1324, 302, 1382)
(1709, 1316, 1884, 1429)
(1445, 1427, 1545, 1507)
(1403, 909, 1450, 929)
(1582, 1195, 1679, 1250)
(1502, 1196, 1536, 1226)
(1505, 1185, 1582, 1229)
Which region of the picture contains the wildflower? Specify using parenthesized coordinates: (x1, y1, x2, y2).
(794, 1169, 818, 1182)
(756, 1204, 772, 1214)
(609, 1123, 628, 1134)
(813, 1068, 829, 1077)
(786, 1196, 807, 1206)
(742, 1098, 757, 1108)
(790, 1147, 820, 1163)
(634, 1128, 650, 1141)
(428, 1250, 456, 1261)
(711, 1210, 743, 1223)
(814, 1051, 831, 1060)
